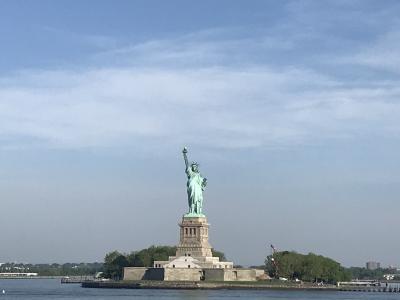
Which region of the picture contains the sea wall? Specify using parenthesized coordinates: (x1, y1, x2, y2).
(123, 266, 258, 281)
(164, 268, 202, 281)
(123, 267, 164, 280)
(204, 268, 257, 281)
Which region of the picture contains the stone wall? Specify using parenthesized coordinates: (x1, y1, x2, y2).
(203, 268, 257, 281)
(203, 269, 224, 281)
(231, 269, 257, 281)
(123, 267, 147, 281)
(145, 268, 165, 280)
(123, 266, 257, 282)
(255, 269, 266, 278)
(123, 267, 164, 281)
(164, 268, 202, 281)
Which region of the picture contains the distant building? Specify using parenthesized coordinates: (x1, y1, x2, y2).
(366, 261, 380, 270)
(0, 273, 38, 278)
(383, 274, 395, 280)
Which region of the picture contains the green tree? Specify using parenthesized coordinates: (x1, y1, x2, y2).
(211, 249, 226, 261)
(132, 245, 176, 267)
(265, 251, 350, 284)
(103, 251, 129, 280)
(347, 267, 392, 280)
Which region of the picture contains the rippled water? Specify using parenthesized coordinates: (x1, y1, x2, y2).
(1, 279, 400, 299)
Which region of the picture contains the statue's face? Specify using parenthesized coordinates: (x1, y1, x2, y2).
(191, 164, 198, 172)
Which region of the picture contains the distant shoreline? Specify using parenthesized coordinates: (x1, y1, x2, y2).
(0, 276, 90, 280)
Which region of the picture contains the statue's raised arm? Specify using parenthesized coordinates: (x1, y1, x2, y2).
(182, 147, 189, 171)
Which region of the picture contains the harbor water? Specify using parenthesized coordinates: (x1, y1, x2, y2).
(1, 279, 400, 299)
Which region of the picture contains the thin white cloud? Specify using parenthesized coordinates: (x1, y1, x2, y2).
(0, 63, 399, 150)
(1, 5, 400, 150)
(349, 29, 400, 73)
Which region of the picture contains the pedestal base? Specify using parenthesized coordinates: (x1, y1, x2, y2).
(152, 214, 235, 275)
(176, 215, 212, 257)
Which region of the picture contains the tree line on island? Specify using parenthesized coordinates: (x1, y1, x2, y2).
(265, 251, 351, 283)
(101, 246, 395, 284)
(1, 247, 397, 283)
(264, 251, 400, 283)
(103, 246, 226, 279)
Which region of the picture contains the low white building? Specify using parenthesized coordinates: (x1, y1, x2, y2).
(0, 273, 38, 277)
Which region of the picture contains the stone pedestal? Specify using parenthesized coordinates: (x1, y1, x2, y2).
(152, 214, 234, 271)
(176, 216, 213, 257)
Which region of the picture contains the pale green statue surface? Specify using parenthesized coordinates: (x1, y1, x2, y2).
(182, 147, 207, 217)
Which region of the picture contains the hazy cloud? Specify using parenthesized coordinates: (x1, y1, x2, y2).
(1, 62, 399, 150)
(1, 23, 400, 149)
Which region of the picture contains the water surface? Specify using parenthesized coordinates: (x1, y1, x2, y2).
(1, 279, 400, 299)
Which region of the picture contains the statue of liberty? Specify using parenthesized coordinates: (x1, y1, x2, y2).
(182, 147, 207, 216)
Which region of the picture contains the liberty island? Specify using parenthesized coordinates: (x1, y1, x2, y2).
(123, 147, 260, 281)
(78, 148, 399, 292)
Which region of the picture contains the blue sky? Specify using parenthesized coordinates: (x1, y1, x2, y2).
(0, 0, 400, 267)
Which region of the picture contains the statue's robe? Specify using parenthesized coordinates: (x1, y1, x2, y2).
(186, 167, 204, 214)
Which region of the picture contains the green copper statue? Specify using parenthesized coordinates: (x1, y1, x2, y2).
(182, 147, 207, 217)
